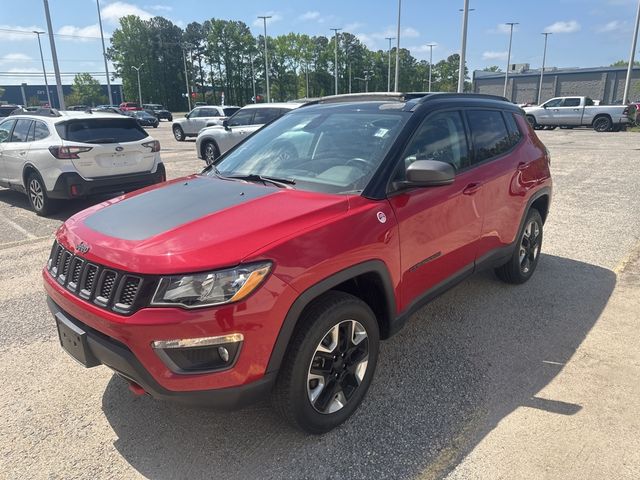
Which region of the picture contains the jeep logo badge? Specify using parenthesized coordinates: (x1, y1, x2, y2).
(115, 146, 124, 152)
(76, 242, 90, 254)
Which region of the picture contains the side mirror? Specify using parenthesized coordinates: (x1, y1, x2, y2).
(395, 160, 455, 190)
(184, 113, 190, 118)
(222, 119, 230, 130)
(542, 104, 548, 109)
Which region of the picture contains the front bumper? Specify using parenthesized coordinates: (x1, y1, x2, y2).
(49, 163, 165, 199)
(48, 298, 276, 408)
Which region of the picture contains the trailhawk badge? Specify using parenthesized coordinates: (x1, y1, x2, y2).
(76, 242, 90, 254)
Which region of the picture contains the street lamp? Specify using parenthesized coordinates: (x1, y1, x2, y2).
(258, 16, 271, 102)
(42, 0, 65, 109)
(33, 31, 52, 108)
(394, 0, 401, 91)
(458, 1, 472, 93)
(355, 70, 373, 93)
(330, 28, 341, 95)
(503, 22, 519, 99)
(426, 43, 437, 92)
(182, 47, 191, 110)
(131, 63, 143, 106)
(623, 0, 640, 104)
(385, 37, 395, 92)
(538, 33, 552, 104)
(96, 0, 113, 105)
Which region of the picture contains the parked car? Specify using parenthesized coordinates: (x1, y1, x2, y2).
(67, 105, 89, 112)
(0, 110, 165, 215)
(131, 110, 159, 128)
(43, 92, 551, 433)
(119, 102, 142, 112)
(0, 105, 20, 117)
(523, 96, 629, 132)
(171, 105, 240, 141)
(196, 103, 304, 163)
(142, 104, 173, 121)
(92, 107, 125, 115)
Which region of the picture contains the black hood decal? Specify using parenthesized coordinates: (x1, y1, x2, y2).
(84, 176, 275, 241)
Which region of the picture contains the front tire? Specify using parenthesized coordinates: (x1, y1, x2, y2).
(26, 172, 58, 216)
(173, 125, 185, 141)
(202, 141, 219, 165)
(273, 291, 380, 434)
(495, 208, 543, 284)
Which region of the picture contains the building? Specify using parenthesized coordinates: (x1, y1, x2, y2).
(473, 65, 640, 104)
(0, 83, 124, 108)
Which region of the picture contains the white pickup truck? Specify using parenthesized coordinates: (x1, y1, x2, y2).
(523, 96, 629, 132)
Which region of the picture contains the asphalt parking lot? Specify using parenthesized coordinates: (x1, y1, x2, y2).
(1, 123, 639, 480)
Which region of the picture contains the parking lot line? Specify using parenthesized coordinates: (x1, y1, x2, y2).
(0, 213, 38, 240)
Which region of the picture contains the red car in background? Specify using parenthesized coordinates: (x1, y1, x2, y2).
(119, 102, 142, 111)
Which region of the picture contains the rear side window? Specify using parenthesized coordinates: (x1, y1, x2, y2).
(228, 109, 254, 127)
(466, 110, 512, 163)
(223, 107, 240, 116)
(56, 118, 148, 143)
(33, 121, 50, 141)
(563, 98, 581, 107)
(11, 119, 33, 143)
(253, 108, 282, 125)
(201, 108, 220, 117)
(503, 112, 522, 148)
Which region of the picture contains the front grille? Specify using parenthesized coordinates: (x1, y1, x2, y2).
(47, 240, 150, 315)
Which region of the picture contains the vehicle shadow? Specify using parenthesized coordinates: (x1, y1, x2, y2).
(101, 254, 614, 480)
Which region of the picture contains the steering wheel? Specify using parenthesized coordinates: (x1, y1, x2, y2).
(346, 157, 373, 171)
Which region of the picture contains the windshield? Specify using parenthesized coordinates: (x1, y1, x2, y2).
(212, 108, 409, 194)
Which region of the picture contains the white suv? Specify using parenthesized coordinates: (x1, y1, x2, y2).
(195, 103, 304, 164)
(171, 105, 240, 141)
(0, 110, 165, 216)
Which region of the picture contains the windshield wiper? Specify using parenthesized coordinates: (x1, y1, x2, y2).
(226, 173, 296, 189)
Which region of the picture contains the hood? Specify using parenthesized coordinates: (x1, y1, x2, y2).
(58, 175, 349, 274)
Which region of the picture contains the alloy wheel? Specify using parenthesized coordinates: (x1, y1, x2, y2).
(204, 143, 217, 164)
(519, 219, 541, 274)
(307, 320, 369, 414)
(29, 178, 44, 211)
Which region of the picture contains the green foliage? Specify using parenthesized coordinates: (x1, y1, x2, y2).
(0, 87, 5, 99)
(483, 65, 502, 72)
(65, 73, 106, 106)
(611, 60, 640, 67)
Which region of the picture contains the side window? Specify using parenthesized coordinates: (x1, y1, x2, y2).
(394, 110, 469, 182)
(0, 119, 16, 143)
(201, 108, 219, 117)
(10, 119, 33, 143)
(228, 109, 254, 127)
(542, 98, 562, 108)
(33, 121, 50, 141)
(584, 97, 594, 106)
(562, 98, 581, 107)
(188, 109, 200, 118)
(253, 108, 280, 125)
(503, 112, 523, 149)
(466, 110, 512, 163)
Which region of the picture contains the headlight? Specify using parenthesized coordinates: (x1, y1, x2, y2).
(151, 262, 271, 308)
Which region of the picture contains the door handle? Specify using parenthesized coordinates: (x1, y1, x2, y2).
(552, 109, 559, 112)
(19, 151, 27, 156)
(463, 182, 483, 195)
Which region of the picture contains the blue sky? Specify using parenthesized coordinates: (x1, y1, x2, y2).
(0, 0, 638, 85)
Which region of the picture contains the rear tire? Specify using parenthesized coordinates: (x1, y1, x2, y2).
(593, 116, 612, 132)
(173, 125, 185, 141)
(495, 209, 543, 284)
(272, 291, 380, 434)
(26, 172, 58, 216)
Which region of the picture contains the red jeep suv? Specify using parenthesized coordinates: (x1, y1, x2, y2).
(44, 93, 551, 433)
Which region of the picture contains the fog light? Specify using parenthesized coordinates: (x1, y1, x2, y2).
(152, 334, 243, 373)
(218, 346, 229, 362)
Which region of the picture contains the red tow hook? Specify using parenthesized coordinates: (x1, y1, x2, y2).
(127, 381, 147, 396)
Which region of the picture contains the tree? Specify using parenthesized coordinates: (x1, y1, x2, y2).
(0, 87, 5, 99)
(611, 60, 640, 67)
(65, 73, 106, 106)
(483, 65, 502, 72)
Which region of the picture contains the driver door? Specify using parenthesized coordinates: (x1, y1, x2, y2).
(537, 98, 563, 126)
(218, 109, 256, 152)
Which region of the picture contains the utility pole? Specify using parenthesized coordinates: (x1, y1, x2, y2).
(394, 0, 401, 91)
(458, 0, 470, 93)
(623, 0, 640, 104)
(427, 43, 437, 92)
(503, 22, 518, 99)
(182, 48, 191, 110)
(258, 16, 272, 102)
(330, 28, 341, 95)
(385, 37, 395, 92)
(42, 0, 65, 109)
(306, 63, 310, 98)
(249, 53, 256, 103)
(33, 31, 52, 107)
(538, 33, 551, 104)
(131, 64, 143, 106)
(96, 0, 113, 105)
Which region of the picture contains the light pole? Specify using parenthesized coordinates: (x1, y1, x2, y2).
(394, 0, 401, 91)
(258, 16, 271, 102)
(538, 33, 551, 104)
(503, 22, 518, 99)
(182, 48, 191, 110)
(458, 0, 471, 93)
(623, 0, 640, 104)
(95, 0, 113, 105)
(131, 64, 143, 106)
(330, 28, 341, 95)
(249, 53, 257, 103)
(427, 43, 437, 92)
(42, 0, 65, 109)
(33, 31, 52, 107)
(385, 37, 395, 92)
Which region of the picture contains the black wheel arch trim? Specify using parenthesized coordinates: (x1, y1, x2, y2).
(265, 260, 397, 374)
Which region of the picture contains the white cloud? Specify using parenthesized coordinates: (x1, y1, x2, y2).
(358, 25, 421, 48)
(0, 25, 45, 41)
(544, 20, 581, 34)
(409, 44, 439, 54)
(57, 24, 103, 41)
(0, 53, 32, 62)
(344, 22, 364, 32)
(488, 23, 519, 34)
(482, 51, 508, 61)
(145, 4, 172, 12)
(299, 11, 320, 21)
(252, 12, 283, 28)
(596, 20, 625, 32)
(101, 1, 153, 23)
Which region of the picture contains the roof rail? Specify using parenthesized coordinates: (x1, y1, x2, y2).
(300, 91, 510, 107)
(415, 92, 510, 103)
(10, 107, 62, 117)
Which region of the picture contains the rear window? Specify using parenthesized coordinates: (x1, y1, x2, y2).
(56, 118, 148, 143)
(223, 107, 240, 116)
